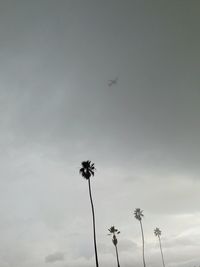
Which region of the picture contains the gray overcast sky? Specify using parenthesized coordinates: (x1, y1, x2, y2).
(0, 0, 200, 266)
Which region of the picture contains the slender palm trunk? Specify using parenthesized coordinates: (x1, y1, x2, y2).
(139, 220, 146, 267)
(88, 179, 99, 267)
(158, 236, 165, 267)
(115, 245, 120, 267)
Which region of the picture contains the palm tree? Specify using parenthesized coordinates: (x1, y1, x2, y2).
(134, 208, 146, 267)
(79, 161, 99, 267)
(154, 227, 165, 267)
(108, 226, 121, 267)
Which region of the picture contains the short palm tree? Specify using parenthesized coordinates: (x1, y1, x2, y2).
(79, 161, 99, 267)
(108, 226, 121, 267)
(134, 208, 146, 267)
(154, 227, 165, 267)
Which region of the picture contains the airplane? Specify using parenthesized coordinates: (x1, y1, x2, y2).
(108, 77, 118, 87)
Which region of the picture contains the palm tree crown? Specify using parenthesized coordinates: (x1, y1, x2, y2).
(154, 227, 162, 237)
(108, 226, 120, 246)
(108, 226, 120, 235)
(134, 208, 144, 221)
(79, 160, 95, 180)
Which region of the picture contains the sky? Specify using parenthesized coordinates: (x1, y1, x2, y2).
(0, 0, 200, 266)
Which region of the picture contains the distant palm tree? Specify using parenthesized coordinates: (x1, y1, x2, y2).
(154, 227, 165, 267)
(79, 161, 99, 267)
(134, 208, 146, 267)
(108, 226, 121, 267)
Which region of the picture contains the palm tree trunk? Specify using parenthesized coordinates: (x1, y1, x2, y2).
(88, 178, 99, 267)
(158, 236, 165, 267)
(139, 220, 146, 267)
(115, 245, 120, 267)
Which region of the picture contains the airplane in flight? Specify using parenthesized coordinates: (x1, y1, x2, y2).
(108, 77, 118, 87)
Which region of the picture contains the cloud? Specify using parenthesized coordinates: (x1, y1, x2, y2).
(0, 1, 199, 267)
(45, 252, 65, 263)
(119, 239, 137, 252)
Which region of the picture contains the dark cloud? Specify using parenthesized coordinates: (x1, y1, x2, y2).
(45, 252, 65, 263)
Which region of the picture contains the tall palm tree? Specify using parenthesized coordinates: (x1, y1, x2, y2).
(154, 227, 165, 267)
(79, 160, 99, 267)
(134, 208, 146, 267)
(108, 226, 121, 267)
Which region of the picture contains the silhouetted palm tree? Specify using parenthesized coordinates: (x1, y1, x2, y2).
(134, 208, 146, 267)
(154, 227, 165, 267)
(79, 161, 99, 267)
(108, 226, 121, 267)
